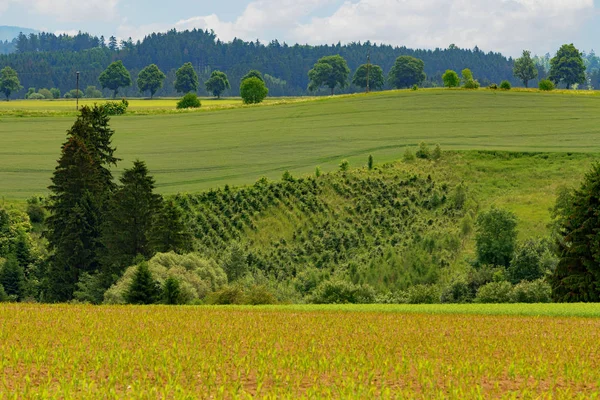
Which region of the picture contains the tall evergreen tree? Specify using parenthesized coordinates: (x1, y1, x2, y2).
(151, 200, 193, 254)
(101, 160, 163, 283)
(0, 255, 24, 300)
(550, 163, 600, 302)
(125, 262, 160, 304)
(45, 106, 118, 301)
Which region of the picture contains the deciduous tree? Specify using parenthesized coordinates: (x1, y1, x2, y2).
(513, 50, 538, 88)
(388, 56, 426, 89)
(137, 64, 166, 99)
(549, 44, 586, 89)
(352, 64, 384, 91)
(308, 55, 350, 95)
(0, 66, 22, 101)
(205, 70, 230, 98)
(99, 61, 132, 98)
(174, 62, 199, 94)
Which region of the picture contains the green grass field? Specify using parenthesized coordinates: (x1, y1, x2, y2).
(2, 89, 600, 202)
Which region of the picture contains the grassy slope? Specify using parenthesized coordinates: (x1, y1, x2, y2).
(1, 89, 600, 200)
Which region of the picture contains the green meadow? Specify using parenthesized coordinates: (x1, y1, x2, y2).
(1, 89, 599, 208)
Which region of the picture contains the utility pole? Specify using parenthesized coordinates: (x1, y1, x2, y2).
(366, 51, 371, 94)
(76, 71, 80, 111)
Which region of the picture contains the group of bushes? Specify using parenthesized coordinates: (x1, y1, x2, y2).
(25, 87, 60, 100)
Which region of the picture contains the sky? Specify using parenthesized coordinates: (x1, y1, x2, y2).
(1, 0, 599, 57)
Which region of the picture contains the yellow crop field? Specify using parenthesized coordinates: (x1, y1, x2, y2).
(1, 304, 599, 399)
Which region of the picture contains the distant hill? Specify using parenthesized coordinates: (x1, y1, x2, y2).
(0, 26, 38, 42)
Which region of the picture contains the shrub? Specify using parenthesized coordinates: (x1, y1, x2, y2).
(104, 252, 227, 304)
(240, 77, 269, 104)
(63, 92, 72, 99)
(411, 84, 418, 91)
(26, 196, 45, 224)
(488, 83, 498, 90)
(67, 89, 83, 98)
(177, 93, 201, 109)
(207, 285, 246, 304)
(539, 79, 555, 91)
(84, 85, 103, 98)
(245, 285, 278, 305)
(431, 144, 442, 160)
(415, 142, 431, 159)
(102, 99, 129, 115)
(402, 148, 415, 162)
(510, 279, 552, 303)
(27, 93, 45, 100)
(309, 279, 375, 304)
(403, 284, 440, 304)
(368, 154, 373, 170)
(500, 80, 512, 90)
(475, 281, 513, 303)
(50, 88, 61, 99)
(339, 159, 349, 172)
(38, 88, 53, 99)
(315, 166, 322, 178)
(462, 68, 480, 89)
(440, 280, 473, 303)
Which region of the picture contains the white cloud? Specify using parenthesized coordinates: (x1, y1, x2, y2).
(117, 0, 337, 43)
(292, 0, 595, 56)
(6, 0, 120, 22)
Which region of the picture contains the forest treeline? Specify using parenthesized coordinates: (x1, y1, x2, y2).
(0, 29, 523, 97)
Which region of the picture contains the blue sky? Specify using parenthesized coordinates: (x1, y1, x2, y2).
(1, 0, 599, 57)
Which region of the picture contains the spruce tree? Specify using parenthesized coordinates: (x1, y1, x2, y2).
(162, 276, 183, 305)
(45, 106, 119, 302)
(125, 262, 160, 304)
(150, 200, 193, 254)
(102, 160, 163, 283)
(0, 255, 24, 300)
(551, 163, 600, 302)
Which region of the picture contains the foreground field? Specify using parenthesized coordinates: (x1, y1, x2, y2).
(1, 304, 599, 399)
(2, 89, 600, 200)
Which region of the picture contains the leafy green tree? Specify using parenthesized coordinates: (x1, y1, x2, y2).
(442, 70, 460, 88)
(308, 55, 350, 95)
(549, 44, 586, 89)
(45, 106, 119, 301)
(550, 163, 600, 302)
(0, 255, 24, 300)
(508, 238, 554, 283)
(513, 50, 538, 88)
(99, 61, 132, 99)
(162, 276, 184, 304)
(352, 64, 384, 91)
(240, 77, 268, 104)
(475, 208, 518, 267)
(125, 262, 160, 304)
(241, 70, 264, 83)
(174, 62, 199, 94)
(150, 200, 193, 254)
(50, 88, 60, 99)
(0, 66, 22, 101)
(137, 64, 166, 99)
(222, 242, 248, 282)
(388, 56, 426, 89)
(205, 70, 230, 98)
(101, 160, 163, 284)
(462, 68, 480, 89)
